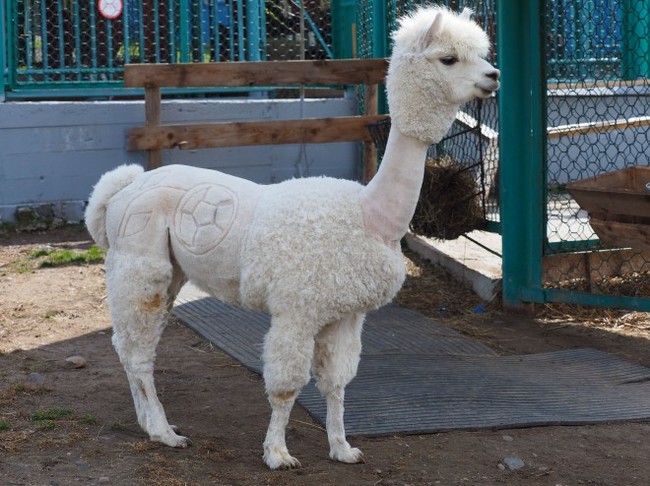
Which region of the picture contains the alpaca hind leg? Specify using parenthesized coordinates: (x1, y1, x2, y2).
(313, 312, 365, 464)
(262, 315, 315, 469)
(106, 250, 190, 448)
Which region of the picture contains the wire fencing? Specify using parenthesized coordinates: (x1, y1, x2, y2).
(6, 0, 334, 96)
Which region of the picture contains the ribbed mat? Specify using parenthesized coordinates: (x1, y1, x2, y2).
(173, 297, 650, 436)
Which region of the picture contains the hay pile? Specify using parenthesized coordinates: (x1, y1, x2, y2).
(410, 155, 483, 240)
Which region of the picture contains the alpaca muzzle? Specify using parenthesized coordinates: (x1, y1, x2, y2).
(476, 68, 500, 97)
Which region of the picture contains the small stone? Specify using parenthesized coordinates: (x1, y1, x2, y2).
(26, 372, 46, 385)
(65, 356, 87, 368)
(501, 457, 525, 471)
(99, 477, 110, 483)
(502, 435, 514, 442)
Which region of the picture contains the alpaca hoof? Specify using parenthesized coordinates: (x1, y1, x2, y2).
(330, 446, 365, 464)
(264, 446, 302, 470)
(157, 431, 192, 448)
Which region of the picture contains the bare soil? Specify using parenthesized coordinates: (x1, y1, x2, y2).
(2, 225, 650, 486)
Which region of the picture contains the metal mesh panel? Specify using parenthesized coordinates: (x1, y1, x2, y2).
(6, 0, 334, 95)
(544, 0, 650, 301)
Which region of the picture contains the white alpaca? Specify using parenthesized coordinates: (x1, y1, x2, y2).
(85, 6, 499, 469)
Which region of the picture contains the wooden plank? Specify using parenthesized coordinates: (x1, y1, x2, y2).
(547, 79, 649, 90)
(363, 83, 379, 183)
(590, 219, 650, 249)
(124, 59, 388, 88)
(128, 115, 389, 151)
(144, 86, 162, 170)
(455, 111, 499, 141)
(543, 248, 650, 284)
(547, 115, 650, 139)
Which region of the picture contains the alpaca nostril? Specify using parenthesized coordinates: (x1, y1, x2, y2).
(486, 70, 500, 81)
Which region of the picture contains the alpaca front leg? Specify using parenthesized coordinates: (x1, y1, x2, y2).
(314, 313, 365, 464)
(264, 390, 301, 469)
(262, 315, 315, 469)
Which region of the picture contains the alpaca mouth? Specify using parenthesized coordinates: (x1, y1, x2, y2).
(476, 83, 499, 98)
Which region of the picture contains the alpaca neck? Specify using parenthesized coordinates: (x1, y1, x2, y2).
(359, 127, 431, 243)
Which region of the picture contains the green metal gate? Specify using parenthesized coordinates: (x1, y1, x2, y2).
(500, 0, 650, 311)
(358, 0, 650, 311)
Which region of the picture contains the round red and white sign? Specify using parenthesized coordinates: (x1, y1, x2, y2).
(98, 0, 123, 20)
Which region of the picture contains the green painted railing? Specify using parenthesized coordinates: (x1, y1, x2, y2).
(3, 0, 335, 99)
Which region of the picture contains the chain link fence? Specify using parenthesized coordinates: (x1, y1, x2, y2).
(544, 0, 650, 303)
(6, 0, 334, 96)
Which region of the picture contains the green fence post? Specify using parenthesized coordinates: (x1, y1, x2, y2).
(0, 0, 6, 101)
(371, 0, 388, 114)
(621, 0, 650, 79)
(332, 0, 356, 59)
(179, 0, 191, 62)
(371, 0, 387, 59)
(246, 0, 262, 61)
(497, 0, 546, 309)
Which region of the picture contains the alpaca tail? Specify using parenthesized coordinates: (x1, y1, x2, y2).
(85, 164, 144, 249)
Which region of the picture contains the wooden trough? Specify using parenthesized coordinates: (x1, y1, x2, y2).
(567, 167, 650, 249)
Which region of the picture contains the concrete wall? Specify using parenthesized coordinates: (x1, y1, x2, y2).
(0, 94, 361, 223)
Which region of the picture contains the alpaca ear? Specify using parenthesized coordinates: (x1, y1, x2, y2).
(460, 7, 473, 20)
(419, 12, 444, 51)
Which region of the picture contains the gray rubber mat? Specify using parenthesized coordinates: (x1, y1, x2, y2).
(173, 297, 650, 436)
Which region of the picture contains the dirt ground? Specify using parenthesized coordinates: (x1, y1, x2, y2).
(2, 225, 650, 486)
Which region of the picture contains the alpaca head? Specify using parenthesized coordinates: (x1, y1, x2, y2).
(386, 6, 500, 144)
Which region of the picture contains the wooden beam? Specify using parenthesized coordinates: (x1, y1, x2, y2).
(547, 78, 649, 90)
(124, 59, 388, 88)
(547, 115, 650, 139)
(363, 83, 379, 183)
(144, 86, 162, 170)
(128, 115, 389, 151)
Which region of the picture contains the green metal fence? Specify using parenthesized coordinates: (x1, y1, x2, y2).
(499, 0, 650, 311)
(3, 0, 336, 98)
(358, 0, 650, 311)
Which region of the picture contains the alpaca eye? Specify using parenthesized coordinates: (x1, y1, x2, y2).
(440, 56, 458, 66)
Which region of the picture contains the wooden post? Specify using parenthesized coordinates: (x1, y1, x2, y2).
(363, 83, 379, 183)
(144, 86, 162, 170)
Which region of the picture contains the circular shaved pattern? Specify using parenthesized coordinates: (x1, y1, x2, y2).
(173, 183, 238, 255)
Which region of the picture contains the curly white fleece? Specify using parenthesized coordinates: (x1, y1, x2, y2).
(240, 176, 406, 322)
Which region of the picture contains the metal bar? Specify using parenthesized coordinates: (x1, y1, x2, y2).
(168, 0, 176, 62)
(180, 0, 190, 62)
(236, 0, 245, 60)
(371, 0, 387, 59)
(331, 0, 356, 59)
(246, 0, 261, 61)
(123, 1, 131, 64)
(0, 0, 6, 100)
(544, 288, 650, 312)
(56, 0, 65, 78)
(621, 0, 650, 79)
(259, 0, 267, 61)
(497, 0, 546, 309)
(73, 1, 81, 82)
(90, 1, 98, 72)
(138, 2, 145, 62)
(228, 0, 236, 61)
(154, 0, 161, 62)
